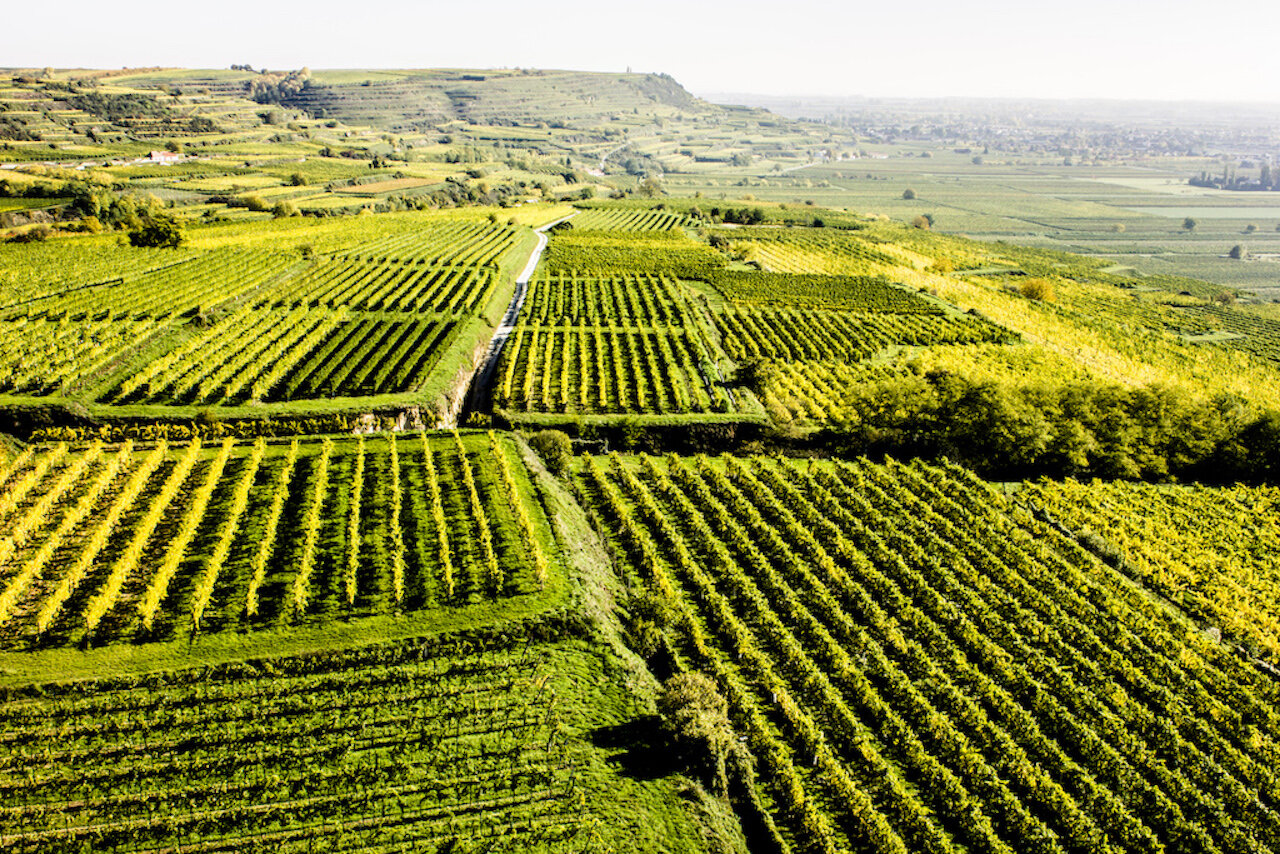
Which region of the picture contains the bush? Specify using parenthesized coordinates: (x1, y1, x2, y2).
(658, 673, 736, 794)
(528, 429, 572, 475)
(1019, 278, 1056, 301)
(902, 188, 916, 200)
(8, 224, 51, 243)
(127, 214, 183, 248)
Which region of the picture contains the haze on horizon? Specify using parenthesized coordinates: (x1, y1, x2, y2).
(3, 0, 1277, 105)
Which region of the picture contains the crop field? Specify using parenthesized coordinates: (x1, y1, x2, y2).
(0, 629, 722, 854)
(714, 307, 1009, 362)
(543, 232, 724, 279)
(0, 432, 554, 649)
(521, 273, 693, 325)
(706, 270, 935, 311)
(494, 326, 726, 414)
(0, 215, 532, 415)
(10, 65, 1280, 854)
(580, 451, 1280, 854)
(0, 639, 582, 853)
(567, 208, 690, 231)
(1022, 478, 1280, 664)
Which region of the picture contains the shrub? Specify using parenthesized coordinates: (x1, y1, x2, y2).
(127, 214, 183, 248)
(1019, 278, 1055, 301)
(528, 429, 572, 475)
(658, 673, 736, 794)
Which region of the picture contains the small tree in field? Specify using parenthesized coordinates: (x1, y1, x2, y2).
(528, 430, 572, 475)
(658, 673, 736, 794)
(902, 188, 916, 200)
(128, 214, 183, 248)
(1020, 278, 1056, 301)
(1183, 217, 1198, 232)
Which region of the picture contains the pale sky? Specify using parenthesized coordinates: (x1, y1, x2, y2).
(3, 0, 1277, 103)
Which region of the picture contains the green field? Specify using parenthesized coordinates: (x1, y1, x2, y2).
(5, 65, 1280, 854)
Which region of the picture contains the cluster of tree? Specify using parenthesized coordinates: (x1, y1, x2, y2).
(68, 92, 169, 121)
(1189, 162, 1280, 192)
(709, 205, 768, 225)
(0, 115, 40, 141)
(810, 370, 1280, 484)
(126, 213, 183, 248)
(246, 68, 312, 106)
(0, 179, 65, 199)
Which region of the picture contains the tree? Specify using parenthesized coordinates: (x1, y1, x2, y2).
(911, 214, 931, 229)
(1245, 223, 1258, 234)
(1229, 244, 1248, 260)
(902, 188, 916, 200)
(658, 673, 736, 794)
(528, 430, 572, 475)
(638, 176, 665, 198)
(1019, 278, 1055, 301)
(1183, 217, 1198, 232)
(736, 358, 777, 395)
(127, 214, 183, 248)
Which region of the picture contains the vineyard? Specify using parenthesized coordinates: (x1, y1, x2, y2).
(8, 63, 1280, 854)
(0, 215, 532, 416)
(542, 231, 724, 279)
(707, 270, 939, 311)
(1022, 478, 1280, 665)
(493, 326, 727, 414)
(714, 307, 1010, 362)
(521, 273, 693, 326)
(567, 208, 689, 231)
(0, 632, 711, 854)
(578, 451, 1280, 854)
(0, 432, 555, 649)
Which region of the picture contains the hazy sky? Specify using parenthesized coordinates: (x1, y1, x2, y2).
(4, 0, 1277, 102)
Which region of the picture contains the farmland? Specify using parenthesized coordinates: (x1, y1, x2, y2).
(0, 432, 555, 649)
(579, 451, 1280, 854)
(5, 64, 1280, 854)
(0, 211, 537, 422)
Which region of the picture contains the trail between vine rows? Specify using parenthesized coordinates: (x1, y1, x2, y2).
(459, 214, 576, 421)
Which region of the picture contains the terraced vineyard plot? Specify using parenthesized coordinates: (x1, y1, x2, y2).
(0, 638, 588, 854)
(0, 433, 554, 649)
(580, 452, 1280, 854)
(330, 221, 520, 266)
(0, 240, 197, 309)
(258, 257, 500, 314)
(106, 309, 461, 404)
(568, 208, 689, 231)
(522, 273, 693, 325)
(543, 232, 724, 279)
(0, 316, 170, 396)
(265, 314, 460, 401)
(1023, 478, 1280, 664)
(714, 306, 1010, 362)
(493, 326, 727, 414)
(4, 249, 295, 321)
(721, 227, 900, 276)
(1170, 303, 1280, 363)
(709, 270, 938, 312)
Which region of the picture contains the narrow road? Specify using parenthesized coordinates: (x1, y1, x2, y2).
(459, 214, 575, 420)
